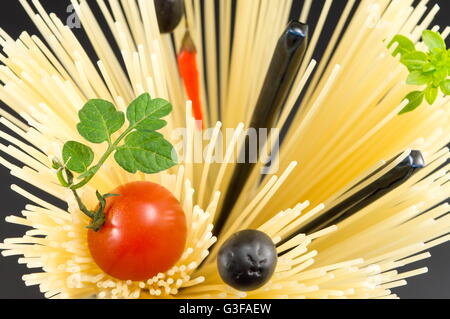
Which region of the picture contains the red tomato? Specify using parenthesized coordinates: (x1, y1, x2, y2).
(87, 181, 187, 281)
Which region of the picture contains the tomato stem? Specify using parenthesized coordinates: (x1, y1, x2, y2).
(54, 164, 96, 221)
(56, 129, 132, 231)
(69, 123, 141, 190)
(56, 169, 70, 188)
(70, 130, 129, 190)
(55, 94, 176, 233)
(72, 189, 95, 219)
(64, 167, 103, 229)
(71, 187, 119, 231)
(54, 162, 111, 230)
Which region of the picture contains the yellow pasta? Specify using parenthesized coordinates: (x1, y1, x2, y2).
(0, 0, 448, 299)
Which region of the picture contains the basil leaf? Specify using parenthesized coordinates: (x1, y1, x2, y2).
(406, 71, 431, 85)
(422, 30, 446, 51)
(422, 62, 436, 72)
(424, 86, 438, 105)
(114, 131, 177, 174)
(77, 99, 125, 144)
(400, 51, 428, 70)
(432, 68, 448, 86)
(388, 35, 416, 56)
(399, 91, 424, 114)
(127, 93, 172, 131)
(441, 79, 450, 95)
(62, 141, 94, 173)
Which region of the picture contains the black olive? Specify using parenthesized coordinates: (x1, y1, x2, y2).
(280, 150, 425, 242)
(154, 0, 184, 34)
(216, 21, 309, 236)
(217, 229, 278, 291)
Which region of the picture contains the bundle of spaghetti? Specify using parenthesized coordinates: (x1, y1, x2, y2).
(0, 0, 448, 299)
(0, 142, 219, 299)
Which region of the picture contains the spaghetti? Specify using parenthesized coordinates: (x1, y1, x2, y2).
(0, 0, 448, 299)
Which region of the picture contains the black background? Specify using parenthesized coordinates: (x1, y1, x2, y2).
(0, 0, 449, 299)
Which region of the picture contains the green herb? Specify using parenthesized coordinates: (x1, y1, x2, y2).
(54, 93, 177, 231)
(77, 99, 125, 144)
(388, 30, 449, 114)
(114, 131, 176, 174)
(62, 141, 94, 173)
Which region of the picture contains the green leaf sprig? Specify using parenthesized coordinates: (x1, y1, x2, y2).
(54, 93, 177, 231)
(388, 30, 450, 114)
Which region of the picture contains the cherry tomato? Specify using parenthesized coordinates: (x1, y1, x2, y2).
(87, 181, 187, 281)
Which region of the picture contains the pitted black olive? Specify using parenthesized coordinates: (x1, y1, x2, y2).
(154, 0, 184, 34)
(217, 229, 278, 291)
(216, 21, 309, 236)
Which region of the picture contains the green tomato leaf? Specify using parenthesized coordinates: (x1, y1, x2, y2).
(77, 99, 125, 144)
(441, 79, 450, 95)
(406, 71, 431, 85)
(399, 91, 424, 114)
(400, 51, 428, 70)
(114, 131, 177, 174)
(424, 86, 439, 105)
(62, 141, 94, 174)
(422, 30, 446, 51)
(127, 93, 172, 132)
(388, 34, 416, 57)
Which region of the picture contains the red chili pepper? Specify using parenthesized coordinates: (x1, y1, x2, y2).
(178, 31, 203, 129)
